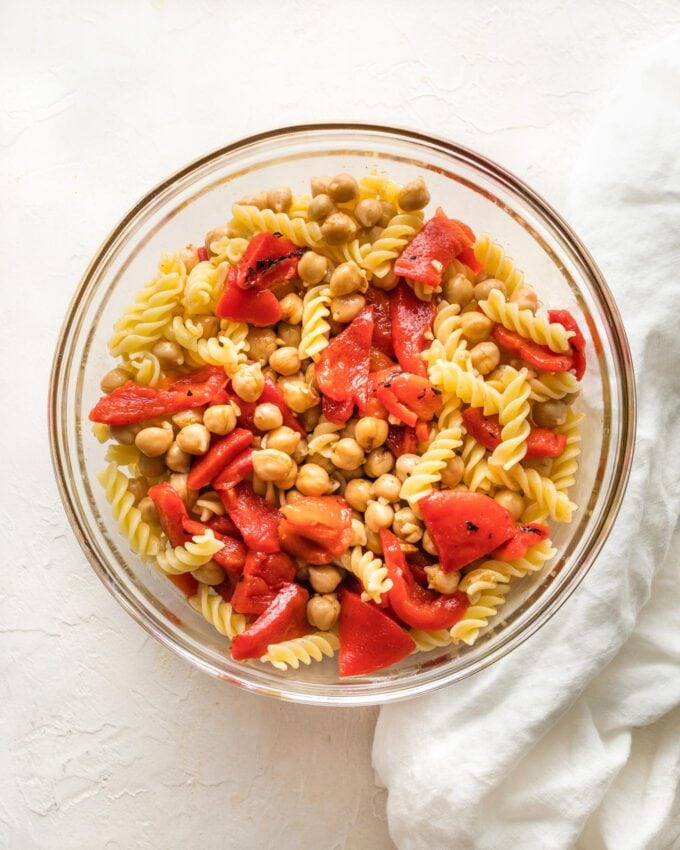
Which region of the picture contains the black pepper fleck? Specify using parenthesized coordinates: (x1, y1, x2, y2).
(466, 521, 479, 532)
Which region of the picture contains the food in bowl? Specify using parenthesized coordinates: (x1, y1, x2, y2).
(89, 169, 585, 677)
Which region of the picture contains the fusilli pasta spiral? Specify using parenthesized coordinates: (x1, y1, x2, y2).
(360, 212, 423, 278)
(156, 530, 224, 576)
(459, 539, 556, 603)
(190, 583, 246, 639)
(490, 368, 531, 471)
(487, 463, 576, 522)
(307, 417, 344, 458)
(529, 371, 580, 402)
(231, 204, 322, 248)
(261, 631, 340, 670)
(480, 289, 573, 353)
(165, 315, 248, 375)
(422, 301, 466, 366)
(472, 234, 526, 296)
(97, 464, 161, 559)
(550, 409, 584, 492)
(208, 236, 249, 267)
(409, 628, 453, 654)
(182, 261, 219, 315)
(429, 356, 503, 415)
(125, 351, 164, 386)
(298, 284, 332, 361)
(336, 547, 392, 604)
(449, 589, 509, 646)
(460, 435, 494, 493)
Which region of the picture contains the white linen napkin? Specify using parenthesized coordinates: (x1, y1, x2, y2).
(373, 33, 680, 850)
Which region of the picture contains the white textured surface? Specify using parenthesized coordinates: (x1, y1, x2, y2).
(2, 2, 679, 848)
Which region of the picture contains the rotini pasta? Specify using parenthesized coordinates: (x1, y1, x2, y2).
(231, 204, 322, 248)
(422, 301, 466, 366)
(550, 409, 584, 492)
(460, 435, 494, 493)
(490, 368, 531, 471)
(298, 284, 332, 361)
(480, 289, 573, 353)
(208, 235, 249, 267)
(449, 589, 510, 646)
(429, 355, 503, 415)
(125, 351, 164, 386)
(156, 530, 224, 576)
(337, 547, 392, 604)
(164, 315, 248, 375)
(97, 464, 161, 559)
(409, 628, 453, 654)
(529, 370, 580, 402)
(360, 212, 423, 277)
(487, 463, 576, 522)
(459, 539, 556, 604)
(190, 583, 246, 639)
(261, 631, 340, 670)
(473, 234, 527, 296)
(182, 261, 219, 315)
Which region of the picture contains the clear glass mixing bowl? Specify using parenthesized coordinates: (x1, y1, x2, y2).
(49, 124, 635, 705)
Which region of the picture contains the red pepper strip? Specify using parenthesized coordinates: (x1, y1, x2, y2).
(231, 232, 304, 291)
(279, 496, 352, 564)
(389, 280, 435, 378)
(316, 308, 374, 411)
(204, 514, 239, 537)
(231, 583, 309, 661)
(492, 324, 574, 373)
(231, 550, 297, 616)
(215, 272, 282, 327)
(219, 482, 281, 553)
(186, 428, 253, 490)
(420, 490, 516, 572)
(182, 518, 248, 574)
(455, 245, 484, 275)
(322, 395, 354, 424)
(415, 420, 431, 443)
(223, 376, 305, 435)
(377, 372, 442, 427)
(407, 561, 429, 588)
(462, 408, 567, 458)
(369, 347, 397, 372)
(394, 208, 475, 288)
(196, 246, 208, 262)
(148, 483, 192, 547)
(89, 366, 226, 426)
(212, 448, 253, 490)
(216, 575, 237, 603)
(167, 573, 198, 599)
(385, 424, 418, 457)
(376, 385, 418, 427)
(338, 588, 415, 677)
(365, 288, 394, 356)
(492, 524, 550, 561)
(381, 530, 469, 629)
(548, 309, 587, 380)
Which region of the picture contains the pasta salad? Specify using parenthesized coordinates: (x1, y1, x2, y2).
(89, 170, 585, 677)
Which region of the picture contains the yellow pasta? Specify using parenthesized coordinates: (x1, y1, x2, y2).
(208, 235, 249, 267)
(550, 409, 584, 492)
(459, 539, 556, 603)
(190, 583, 246, 639)
(473, 234, 526, 296)
(125, 351, 164, 386)
(164, 315, 248, 375)
(156, 530, 224, 576)
(360, 212, 423, 277)
(261, 631, 340, 670)
(307, 417, 344, 458)
(490, 367, 531, 471)
(460, 435, 494, 493)
(298, 284, 332, 361)
(529, 371, 580, 402)
(449, 589, 510, 646)
(231, 204, 322, 248)
(487, 463, 576, 522)
(409, 629, 453, 654)
(182, 261, 219, 315)
(337, 547, 392, 604)
(429, 355, 503, 415)
(479, 289, 573, 353)
(422, 301, 466, 366)
(358, 171, 401, 206)
(97, 464, 161, 559)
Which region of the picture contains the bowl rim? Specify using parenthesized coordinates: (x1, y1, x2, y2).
(49, 122, 636, 706)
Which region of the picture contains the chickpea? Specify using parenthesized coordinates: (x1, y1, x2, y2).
(237, 192, 268, 209)
(350, 517, 367, 547)
(524, 456, 553, 476)
(246, 328, 278, 363)
(370, 266, 400, 291)
(379, 201, 398, 226)
(311, 175, 332, 197)
(342, 419, 358, 440)
(344, 478, 373, 512)
(269, 346, 301, 376)
(510, 287, 538, 313)
(365, 527, 383, 554)
(425, 564, 460, 595)
(397, 177, 430, 211)
(165, 441, 191, 473)
(321, 212, 356, 245)
(109, 424, 140, 445)
(296, 562, 310, 583)
(395, 453, 420, 482)
(304, 362, 318, 390)
(331, 437, 365, 471)
(100, 367, 130, 394)
(169, 473, 197, 508)
(297, 250, 329, 286)
(264, 425, 300, 454)
(151, 340, 184, 367)
(487, 364, 515, 386)
(232, 363, 264, 403)
(474, 278, 507, 302)
(364, 447, 395, 478)
(354, 198, 383, 228)
(253, 403, 283, 432)
(494, 489, 525, 521)
(203, 403, 237, 436)
(393, 507, 423, 543)
(422, 529, 438, 555)
(361, 225, 384, 243)
(278, 461, 299, 490)
(135, 426, 173, 458)
(307, 194, 337, 222)
(204, 225, 228, 256)
(365, 500, 394, 533)
(309, 565, 343, 594)
(461, 301, 480, 314)
(277, 322, 302, 347)
(138, 455, 166, 478)
(172, 408, 204, 429)
(329, 262, 367, 297)
(331, 293, 366, 324)
(354, 416, 389, 451)
(533, 400, 567, 428)
(299, 405, 322, 432)
(307, 593, 341, 631)
(180, 244, 200, 274)
(308, 452, 334, 473)
(470, 341, 501, 376)
(279, 292, 304, 325)
(440, 455, 465, 489)
(252, 448, 294, 482)
(196, 315, 220, 339)
(441, 273, 473, 308)
(372, 473, 401, 502)
(328, 172, 359, 203)
(138, 496, 158, 524)
(191, 560, 225, 586)
(295, 463, 331, 496)
(126, 477, 147, 504)
(280, 379, 319, 414)
(461, 312, 492, 344)
(266, 185, 292, 213)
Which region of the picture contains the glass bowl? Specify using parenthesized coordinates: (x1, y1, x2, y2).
(49, 124, 635, 706)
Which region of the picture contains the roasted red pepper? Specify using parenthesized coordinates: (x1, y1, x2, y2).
(385, 424, 418, 457)
(381, 530, 469, 629)
(204, 514, 239, 537)
(182, 518, 248, 574)
(376, 372, 442, 428)
(365, 288, 394, 356)
(167, 573, 199, 599)
(186, 428, 253, 490)
(369, 347, 396, 373)
(215, 277, 282, 327)
(322, 395, 355, 424)
(492, 523, 550, 561)
(394, 208, 475, 289)
(492, 324, 574, 373)
(455, 245, 484, 275)
(462, 408, 567, 458)
(212, 448, 254, 490)
(231, 583, 309, 661)
(415, 420, 431, 443)
(420, 490, 516, 572)
(196, 246, 208, 263)
(338, 588, 415, 677)
(89, 366, 226, 426)
(316, 308, 374, 412)
(279, 496, 352, 564)
(231, 550, 297, 616)
(389, 280, 435, 377)
(548, 309, 587, 380)
(148, 482, 192, 547)
(526, 428, 567, 459)
(219, 482, 281, 553)
(230, 232, 305, 291)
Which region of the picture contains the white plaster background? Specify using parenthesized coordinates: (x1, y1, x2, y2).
(2, 2, 679, 848)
